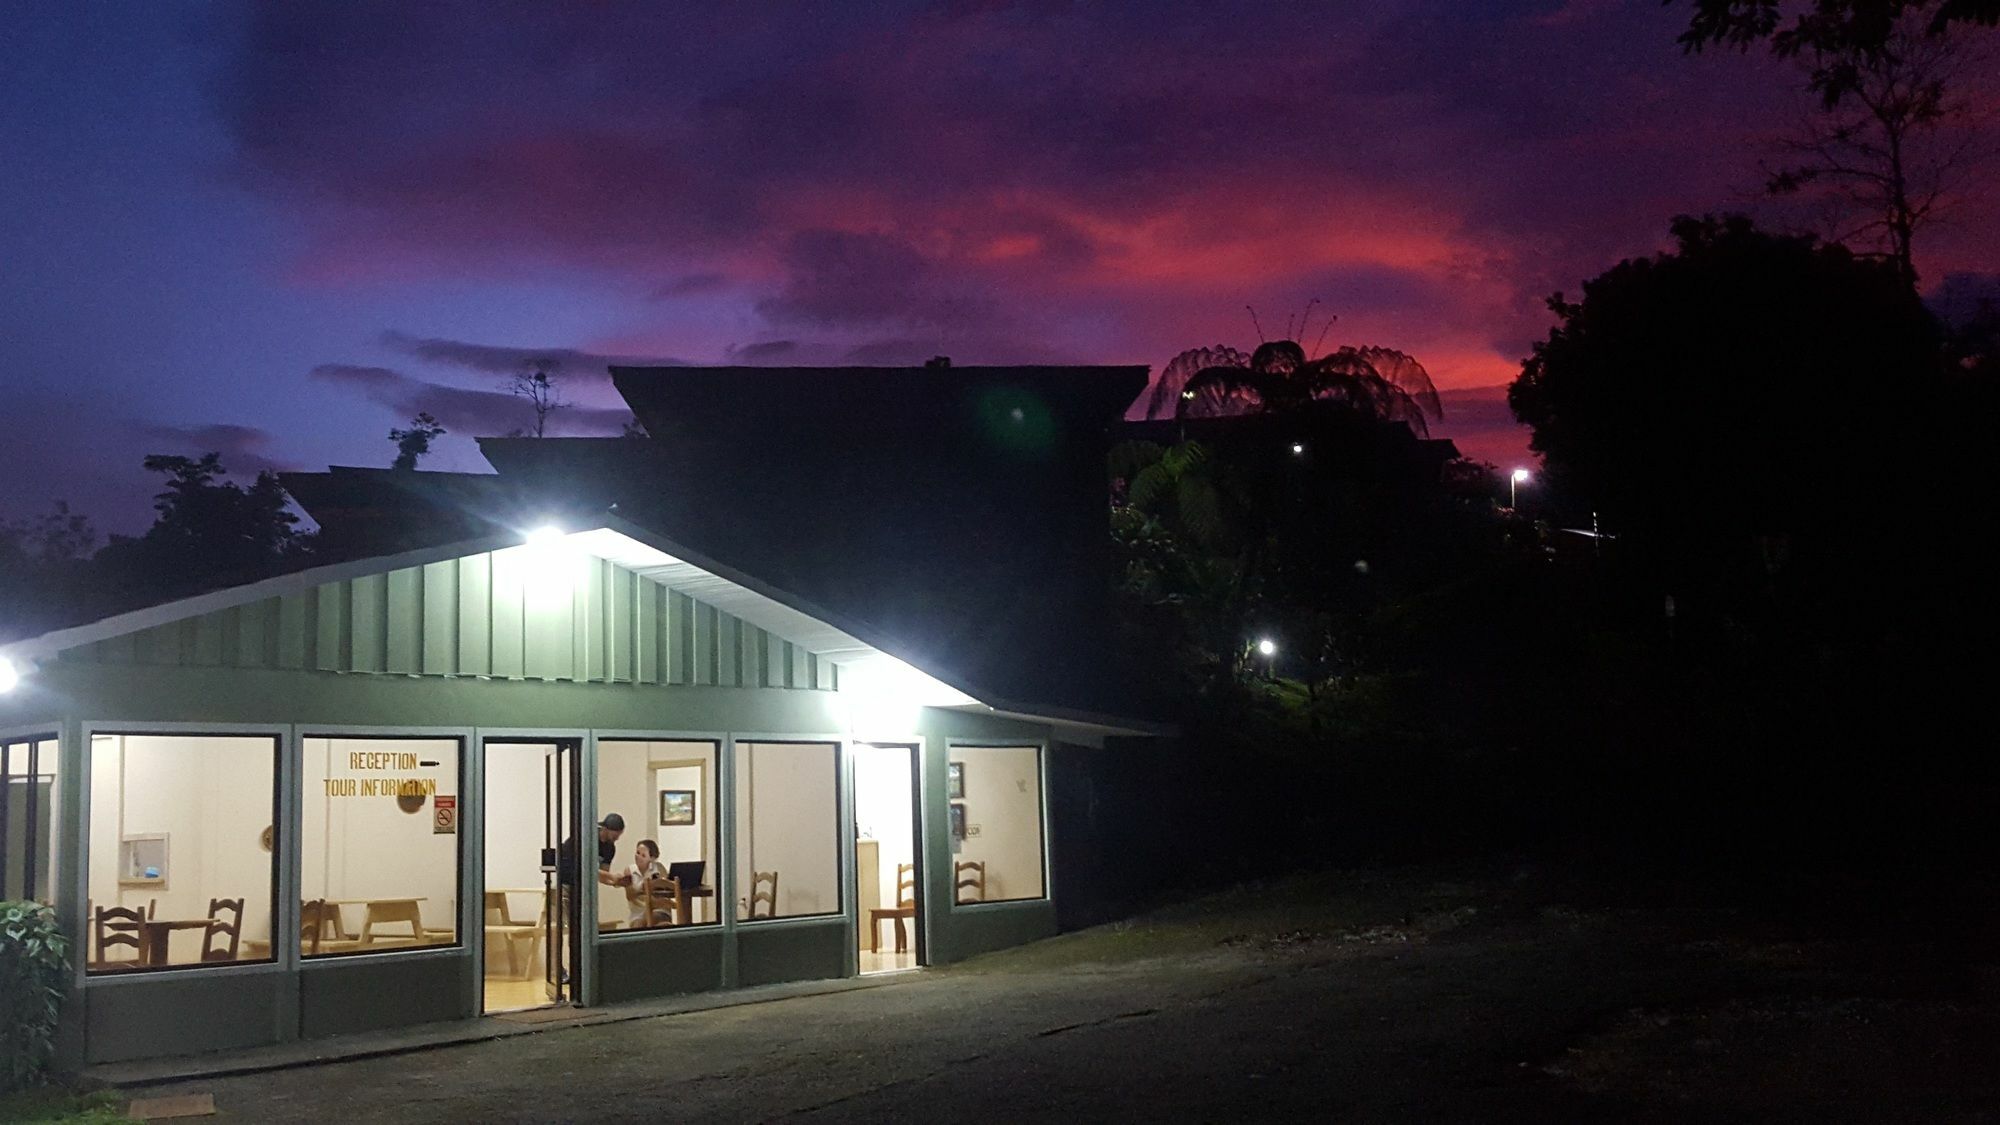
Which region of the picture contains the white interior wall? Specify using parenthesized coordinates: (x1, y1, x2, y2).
(853, 746, 915, 905)
(952, 746, 1045, 901)
(735, 742, 839, 918)
(303, 738, 459, 935)
(482, 743, 551, 954)
(594, 740, 714, 926)
(85, 735, 278, 960)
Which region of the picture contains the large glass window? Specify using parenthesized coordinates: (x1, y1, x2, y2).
(85, 734, 277, 973)
(301, 736, 462, 957)
(595, 740, 720, 932)
(733, 741, 840, 921)
(947, 745, 1046, 904)
(2, 736, 59, 904)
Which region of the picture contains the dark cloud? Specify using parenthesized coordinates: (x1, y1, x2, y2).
(198, 1, 1991, 401)
(379, 332, 684, 376)
(724, 340, 799, 363)
(135, 423, 294, 477)
(757, 230, 953, 328)
(310, 363, 634, 437)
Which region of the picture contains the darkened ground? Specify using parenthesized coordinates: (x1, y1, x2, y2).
(129, 863, 2000, 1123)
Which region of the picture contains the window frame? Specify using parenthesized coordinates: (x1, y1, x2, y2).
(943, 740, 1052, 909)
(297, 730, 469, 961)
(79, 724, 287, 980)
(592, 735, 726, 940)
(730, 736, 847, 926)
(0, 730, 59, 904)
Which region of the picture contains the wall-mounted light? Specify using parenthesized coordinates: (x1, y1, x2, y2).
(0, 655, 19, 693)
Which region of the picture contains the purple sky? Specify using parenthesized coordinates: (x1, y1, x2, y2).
(5, 2, 1994, 533)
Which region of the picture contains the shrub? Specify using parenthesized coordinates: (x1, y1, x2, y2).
(0, 901, 69, 1092)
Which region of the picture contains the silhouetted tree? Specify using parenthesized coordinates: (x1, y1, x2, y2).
(1508, 215, 1939, 631)
(89, 453, 310, 609)
(1680, 0, 1999, 89)
(1152, 338, 1443, 435)
(510, 368, 565, 437)
(388, 412, 446, 470)
(1682, 1, 1996, 287)
(0, 503, 98, 640)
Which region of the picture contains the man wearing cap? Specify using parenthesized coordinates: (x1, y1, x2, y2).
(559, 813, 628, 888)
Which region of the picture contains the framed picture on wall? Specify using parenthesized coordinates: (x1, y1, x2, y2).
(947, 761, 965, 800)
(949, 801, 967, 841)
(659, 790, 697, 826)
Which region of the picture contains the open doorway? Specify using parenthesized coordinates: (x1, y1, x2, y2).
(481, 739, 579, 1014)
(853, 743, 921, 974)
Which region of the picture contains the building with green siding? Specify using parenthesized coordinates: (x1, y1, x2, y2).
(0, 364, 1161, 1066)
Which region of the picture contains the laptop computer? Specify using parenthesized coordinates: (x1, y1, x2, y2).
(666, 860, 706, 888)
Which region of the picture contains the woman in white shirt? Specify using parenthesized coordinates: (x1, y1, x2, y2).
(624, 839, 671, 928)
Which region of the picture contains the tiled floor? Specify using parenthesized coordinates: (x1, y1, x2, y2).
(857, 948, 917, 975)
(484, 976, 557, 1013)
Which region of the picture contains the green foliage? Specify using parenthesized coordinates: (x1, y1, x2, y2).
(0, 1087, 127, 1124)
(0, 901, 70, 1093)
(388, 412, 447, 471)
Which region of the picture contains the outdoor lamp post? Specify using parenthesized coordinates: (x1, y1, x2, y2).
(1255, 637, 1277, 679)
(1510, 467, 1530, 509)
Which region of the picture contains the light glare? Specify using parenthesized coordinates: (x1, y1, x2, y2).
(1256, 638, 1277, 656)
(0, 656, 18, 693)
(1511, 468, 1531, 483)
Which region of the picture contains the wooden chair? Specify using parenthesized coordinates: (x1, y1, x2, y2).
(953, 860, 987, 904)
(747, 870, 779, 919)
(92, 905, 147, 969)
(637, 875, 681, 929)
(202, 898, 245, 962)
(868, 863, 918, 954)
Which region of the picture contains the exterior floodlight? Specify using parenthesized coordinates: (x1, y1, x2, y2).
(1290, 442, 1305, 455)
(1256, 638, 1277, 657)
(1509, 468, 1531, 509)
(0, 655, 19, 694)
(526, 525, 565, 546)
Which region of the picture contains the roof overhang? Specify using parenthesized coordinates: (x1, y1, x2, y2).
(0, 518, 1167, 739)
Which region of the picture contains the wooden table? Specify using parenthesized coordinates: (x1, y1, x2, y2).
(672, 885, 714, 926)
(326, 898, 433, 945)
(484, 889, 546, 978)
(136, 918, 214, 965)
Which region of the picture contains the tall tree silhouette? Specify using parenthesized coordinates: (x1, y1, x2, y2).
(1680, 1, 1997, 287)
(1508, 216, 1938, 625)
(1146, 336, 1442, 434)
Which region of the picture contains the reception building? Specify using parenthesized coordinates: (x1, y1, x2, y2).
(0, 364, 1160, 1066)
